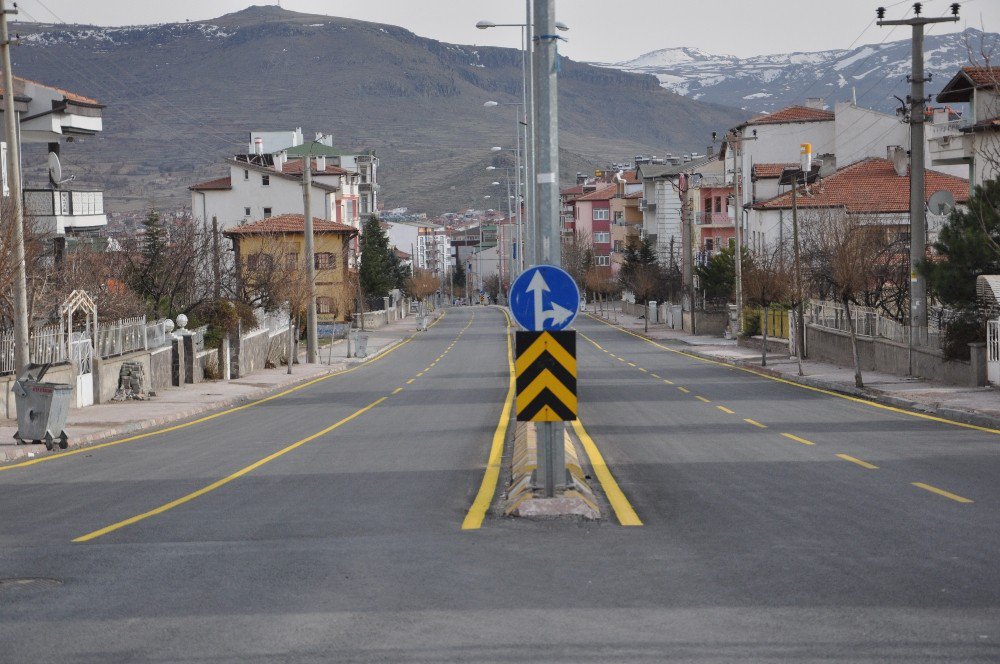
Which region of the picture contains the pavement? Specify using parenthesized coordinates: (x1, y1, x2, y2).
(590, 305, 1000, 429)
(2, 304, 999, 662)
(0, 312, 435, 464)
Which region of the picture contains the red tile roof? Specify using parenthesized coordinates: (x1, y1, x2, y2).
(280, 159, 350, 176)
(576, 185, 618, 202)
(957, 66, 1000, 87)
(937, 67, 1000, 102)
(625, 191, 644, 199)
(223, 214, 357, 236)
(752, 158, 969, 214)
(560, 184, 586, 196)
(0, 76, 102, 106)
(189, 175, 232, 191)
(752, 163, 797, 179)
(744, 105, 834, 126)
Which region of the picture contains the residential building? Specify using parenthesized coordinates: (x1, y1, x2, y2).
(1, 76, 107, 237)
(223, 214, 357, 323)
(573, 185, 616, 268)
(416, 225, 452, 277)
(930, 66, 1000, 188)
(690, 158, 735, 264)
(749, 157, 970, 248)
(609, 190, 642, 274)
(636, 155, 716, 266)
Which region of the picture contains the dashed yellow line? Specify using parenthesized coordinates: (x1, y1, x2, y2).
(392, 387, 403, 395)
(836, 453, 877, 469)
(638, 367, 648, 373)
(744, 418, 767, 428)
(677, 387, 690, 394)
(650, 373, 661, 379)
(406, 378, 415, 384)
(416, 372, 424, 377)
(781, 432, 815, 446)
(695, 395, 711, 403)
(717, 405, 735, 414)
(627, 362, 637, 367)
(912, 482, 973, 503)
(663, 379, 674, 385)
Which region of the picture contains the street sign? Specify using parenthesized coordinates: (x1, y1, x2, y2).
(515, 331, 577, 422)
(508, 265, 580, 331)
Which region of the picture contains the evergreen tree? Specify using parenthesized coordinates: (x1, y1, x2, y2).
(358, 215, 395, 304)
(696, 244, 752, 302)
(618, 235, 658, 291)
(129, 209, 169, 310)
(452, 262, 466, 289)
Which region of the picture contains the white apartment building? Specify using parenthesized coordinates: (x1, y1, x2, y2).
(930, 66, 1000, 188)
(416, 226, 452, 277)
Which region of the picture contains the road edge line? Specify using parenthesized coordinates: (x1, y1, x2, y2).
(570, 419, 642, 527)
(462, 309, 515, 530)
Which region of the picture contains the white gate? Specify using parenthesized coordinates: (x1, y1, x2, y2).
(988, 319, 1000, 386)
(72, 333, 94, 408)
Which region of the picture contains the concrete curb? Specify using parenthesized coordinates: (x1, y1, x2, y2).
(503, 421, 600, 519)
(0, 325, 426, 465)
(603, 318, 1000, 432)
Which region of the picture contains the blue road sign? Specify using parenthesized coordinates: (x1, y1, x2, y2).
(508, 265, 580, 331)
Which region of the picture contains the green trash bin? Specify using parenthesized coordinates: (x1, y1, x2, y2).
(12, 363, 71, 451)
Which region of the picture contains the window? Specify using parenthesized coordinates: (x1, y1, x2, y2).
(316, 297, 334, 314)
(613, 240, 623, 253)
(314, 252, 335, 270)
(705, 238, 714, 251)
(286, 253, 298, 269)
(593, 231, 610, 244)
(714, 197, 722, 213)
(614, 211, 623, 222)
(593, 208, 609, 221)
(244, 207, 251, 217)
(247, 252, 274, 271)
(262, 174, 270, 186)
(243, 170, 249, 181)
(263, 207, 272, 217)
(595, 255, 611, 266)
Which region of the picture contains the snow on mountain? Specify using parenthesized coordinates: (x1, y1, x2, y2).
(594, 28, 998, 114)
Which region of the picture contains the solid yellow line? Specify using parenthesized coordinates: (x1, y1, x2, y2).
(744, 418, 767, 428)
(585, 313, 1000, 436)
(912, 482, 973, 503)
(695, 395, 711, 403)
(717, 405, 735, 414)
(572, 419, 642, 527)
(392, 387, 403, 395)
(677, 387, 690, 394)
(462, 309, 514, 530)
(781, 432, 815, 446)
(73, 396, 388, 543)
(0, 331, 419, 474)
(836, 453, 878, 469)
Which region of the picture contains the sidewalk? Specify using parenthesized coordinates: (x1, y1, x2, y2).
(0, 311, 439, 464)
(588, 307, 1000, 430)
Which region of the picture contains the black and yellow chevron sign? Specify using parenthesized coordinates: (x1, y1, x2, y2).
(515, 331, 577, 422)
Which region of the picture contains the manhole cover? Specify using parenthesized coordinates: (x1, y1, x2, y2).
(0, 577, 62, 591)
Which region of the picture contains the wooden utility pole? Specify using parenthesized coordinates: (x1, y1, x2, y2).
(878, 3, 960, 348)
(1, 0, 29, 373)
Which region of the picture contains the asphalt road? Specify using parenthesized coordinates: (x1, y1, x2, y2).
(1, 306, 998, 662)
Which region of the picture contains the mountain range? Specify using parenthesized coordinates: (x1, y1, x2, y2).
(597, 28, 998, 115)
(8, 6, 747, 216)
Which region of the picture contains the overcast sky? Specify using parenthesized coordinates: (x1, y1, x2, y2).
(14, 0, 1000, 62)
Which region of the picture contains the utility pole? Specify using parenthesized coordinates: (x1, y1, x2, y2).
(1, 0, 29, 373)
(301, 153, 318, 363)
(524, 0, 536, 268)
(878, 2, 959, 347)
(679, 173, 697, 335)
(730, 133, 745, 336)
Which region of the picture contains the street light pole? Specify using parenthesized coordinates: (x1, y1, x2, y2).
(1, 0, 30, 373)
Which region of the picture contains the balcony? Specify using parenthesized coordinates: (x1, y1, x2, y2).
(695, 211, 734, 226)
(639, 198, 656, 212)
(24, 189, 107, 235)
(359, 182, 380, 193)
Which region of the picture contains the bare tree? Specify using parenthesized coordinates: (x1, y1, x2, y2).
(631, 264, 659, 333)
(408, 268, 439, 304)
(742, 242, 792, 366)
(805, 208, 885, 388)
(0, 201, 53, 328)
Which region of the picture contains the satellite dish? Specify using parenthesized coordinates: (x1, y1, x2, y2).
(928, 190, 956, 216)
(48, 152, 62, 186)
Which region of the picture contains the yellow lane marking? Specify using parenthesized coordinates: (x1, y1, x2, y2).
(677, 387, 690, 394)
(392, 387, 403, 395)
(781, 433, 815, 446)
(416, 372, 424, 377)
(627, 362, 637, 367)
(663, 379, 674, 385)
(73, 396, 389, 542)
(586, 313, 1000, 436)
(836, 453, 877, 469)
(717, 405, 735, 414)
(617, 357, 627, 362)
(0, 323, 423, 473)
(424, 367, 432, 372)
(406, 378, 415, 384)
(912, 482, 973, 504)
(602, 349, 609, 353)
(650, 373, 661, 379)
(463, 309, 515, 530)
(695, 396, 711, 403)
(744, 418, 767, 428)
(589, 339, 605, 351)
(572, 419, 642, 527)
(639, 368, 648, 373)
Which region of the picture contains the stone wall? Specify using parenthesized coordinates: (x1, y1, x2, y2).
(93, 349, 153, 404)
(149, 346, 172, 394)
(805, 324, 985, 387)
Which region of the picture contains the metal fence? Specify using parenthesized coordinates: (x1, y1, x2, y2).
(809, 300, 908, 343)
(97, 316, 147, 358)
(1, 324, 71, 376)
(146, 319, 171, 350)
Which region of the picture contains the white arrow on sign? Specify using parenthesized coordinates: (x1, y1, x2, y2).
(526, 270, 574, 330)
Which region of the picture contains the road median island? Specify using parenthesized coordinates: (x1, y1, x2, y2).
(502, 421, 600, 520)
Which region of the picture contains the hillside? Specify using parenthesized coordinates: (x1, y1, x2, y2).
(597, 28, 999, 115)
(9, 6, 748, 215)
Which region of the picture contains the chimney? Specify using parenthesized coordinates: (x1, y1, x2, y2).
(316, 155, 327, 172)
(576, 172, 586, 185)
(805, 97, 825, 110)
(294, 127, 303, 147)
(274, 151, 284, 172)
(888, 146, 908, 177)
(253, 137, 264, 156)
